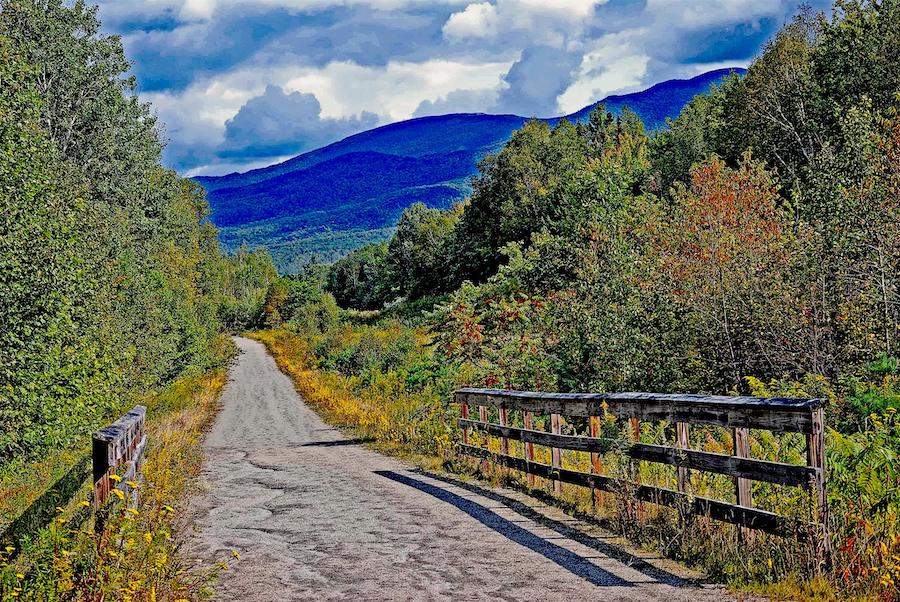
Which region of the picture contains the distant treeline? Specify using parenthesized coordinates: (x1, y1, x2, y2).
(0, 0, 274, 464)
(325, 0, 899, 407)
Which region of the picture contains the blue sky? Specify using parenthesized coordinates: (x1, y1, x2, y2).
(93, 0, 829, 176)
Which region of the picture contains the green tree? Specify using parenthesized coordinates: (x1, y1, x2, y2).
(325, 242, 390, 309)
(386, 203, 458, 299)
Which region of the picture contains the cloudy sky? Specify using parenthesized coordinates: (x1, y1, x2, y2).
(94, 0, 828, 176)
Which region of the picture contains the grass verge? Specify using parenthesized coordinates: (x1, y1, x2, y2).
(0, 357, 232, 601)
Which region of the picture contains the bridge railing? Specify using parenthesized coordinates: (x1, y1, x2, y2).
(92, 405, 147, 507)
(454, 387, 828, 549)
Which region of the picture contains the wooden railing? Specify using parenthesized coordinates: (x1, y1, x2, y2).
(92, 405, 147, 507)
(454, 388, 828, 548)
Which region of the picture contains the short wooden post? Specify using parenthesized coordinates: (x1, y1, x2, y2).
(675, 421, 690, 493)
(589, 415, 604, 507)
(628, 417, 642, 519)
(479, 405, 490, 472)
(551, 413, 563, 494)
(733, 427, 754, 542)
(807, 407, 831, 561)
(524, 411, 536, 487)
(460, 401, 469, 445)
(498, 407, 509, 456)
(92, 436, 112, 508)
(92, 406, 146, 509)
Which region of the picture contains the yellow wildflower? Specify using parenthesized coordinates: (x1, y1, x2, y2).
(109, 474, 122, 482)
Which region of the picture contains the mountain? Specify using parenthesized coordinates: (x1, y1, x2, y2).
(198, 68, 745, 273)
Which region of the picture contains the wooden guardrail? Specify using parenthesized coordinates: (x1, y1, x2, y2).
(92, 405, 147, 507)
(454, 388, 828, 550)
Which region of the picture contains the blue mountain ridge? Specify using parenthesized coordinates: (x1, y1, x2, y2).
(197, 68, 744, 272)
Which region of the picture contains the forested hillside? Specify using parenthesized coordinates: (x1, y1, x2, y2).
(199, 69, 741, 273)
(251, 1, 899, 597)
(0, 0, 274, 466)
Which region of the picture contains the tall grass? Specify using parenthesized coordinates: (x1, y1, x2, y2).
(254, 317, 900, 601)
(0, 368, 232, 601)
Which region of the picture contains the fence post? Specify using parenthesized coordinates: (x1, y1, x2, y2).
(460, 400, 469, 445)
(676, 421, 690, 493)
(590, 415, 604, 507)
(92, 406, 147, 509)
(479, 405, 490, 472)
(807, 406, 831, 561)
(628, 417, 642, 519)
(91, 436, 112, 508)
(498, 407, 509, 456)
(733, 426, 754, 542)
(524, 411, 536, 487)
(551, 413, 562, 494)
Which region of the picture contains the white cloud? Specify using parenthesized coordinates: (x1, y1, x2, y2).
(147, 57, 511, 168)
(442, 2, 498, 39)
(557, 29, 650, 113)
(443, 0, 606, 44)
(180, 0, 217, 19)
(97, 0, 816, 172)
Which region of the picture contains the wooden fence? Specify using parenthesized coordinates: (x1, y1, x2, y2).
(455, 387, 828, 549)
(92, 405, 147, 507)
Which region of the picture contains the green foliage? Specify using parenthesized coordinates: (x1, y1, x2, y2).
(387, 203, 458, 299)
(325, 242, 390, 310)
(0, 1, 267, 466)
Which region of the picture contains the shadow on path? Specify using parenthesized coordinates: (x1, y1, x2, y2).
(375, 470, 632, 587)
(299, 438, 374, 448)
(418, 470, 696, 587)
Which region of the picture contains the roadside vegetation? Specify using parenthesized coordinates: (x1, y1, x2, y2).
(1, 361, 233, 601)
(0, 0, 273, 599)
(243, 1, 900, 599)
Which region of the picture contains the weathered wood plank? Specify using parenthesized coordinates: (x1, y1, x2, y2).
(524, 410, 535, 487)
(456, 388, 825, 409)
(628, 417, 642, 519)
(676, 422, 690, 493)
(551, 413, 562, 494)
(458, 419, 818, 486)
(478, 405, 489, 472)
(628, 443, 817, 488)
(734, 427, 752, 507)
(455, 389, 821, 433)
(457, 444, 802, 537)
(733, 426, 754, 542)
(460, 401, 469, 445)
(498, 407, 509, 456)
(590, 415, 604, 506)
(807, 407, 831, 559)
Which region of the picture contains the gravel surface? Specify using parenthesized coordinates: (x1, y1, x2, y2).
(186, 336, 735, 601)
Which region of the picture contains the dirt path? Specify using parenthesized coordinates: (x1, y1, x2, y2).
(186, 337, 734, 601)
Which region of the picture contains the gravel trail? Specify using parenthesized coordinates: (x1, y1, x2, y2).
(187, 336, 733, 601)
